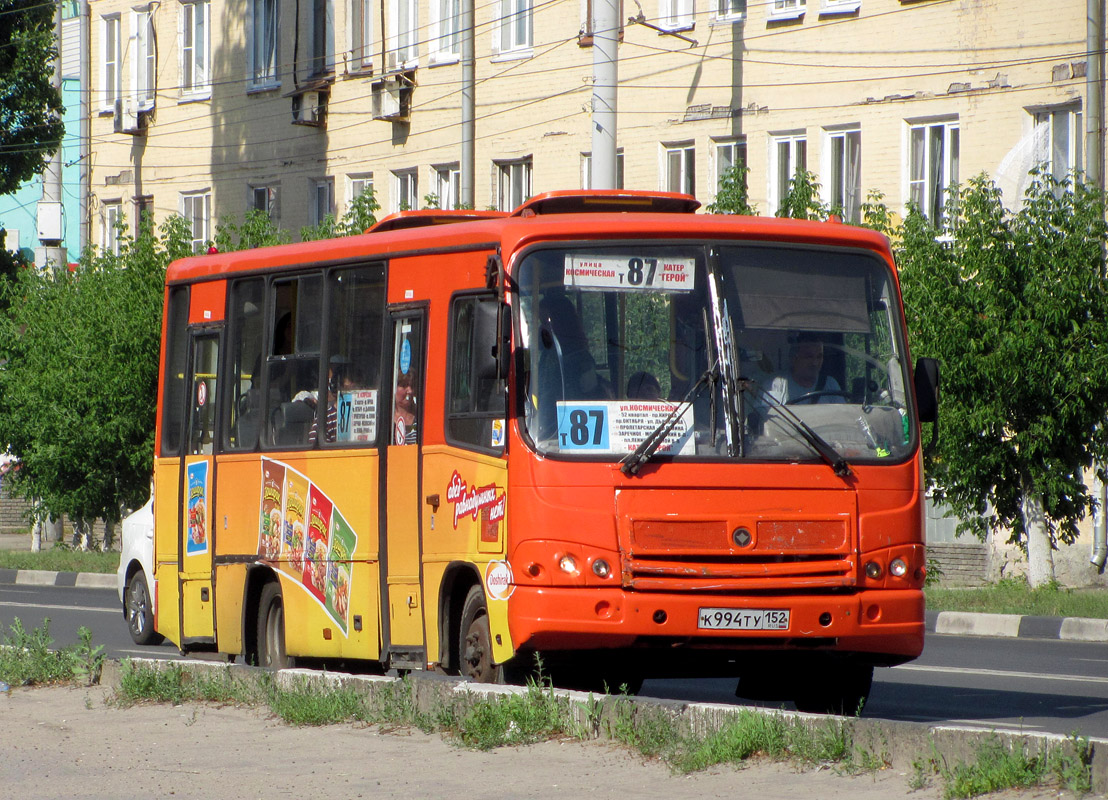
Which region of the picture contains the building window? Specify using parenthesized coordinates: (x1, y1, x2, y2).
(349, 173, 374, 203)
(311, 178, 334, 226)
(133, 194, 154, 233)
(433, 164, 460, 209)
(181, 0, 211, 96)
(431, 0, 460, 62)
(663, 143, 695, 196)
(714, 0, 745, 21)
(249, 0, 278, 86)
(350, 0, 373, 71)
(102, 201, 123, 255)
(495, 0, 532, 55)
(181, 190, 211, 252)
(820, 0, 859, 14)
(581, 150, 624, 189)
(769, 0, 805, 19)
(495, 157, 532, 211)
(134, 8, 155, 109)
(1033, 106, 1083, 182)
(250, 185, 278, 221)
(825, 127, 861, 223)
(311, 0, 335, 76)
(102, 15, 121, 110)
(388, 0, 418, 68)
(713, 138, 746, 188)
(393, 168, 418, 211)
(770, 132, 807, 213)
(908, 118, 959, 223)
(659, 0, 693, 30)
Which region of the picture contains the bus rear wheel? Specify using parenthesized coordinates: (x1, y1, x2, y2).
(257, 582, 289, 669)
(459, 585, 500, 684)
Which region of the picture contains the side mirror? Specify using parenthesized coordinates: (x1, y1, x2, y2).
(913, 357, 939, 423)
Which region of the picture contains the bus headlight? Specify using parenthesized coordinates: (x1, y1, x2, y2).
(558, 554, 578, 575)
(889, 558, 908, 578)
(592, 559, 611, 578)
(864, 561, 883, 580)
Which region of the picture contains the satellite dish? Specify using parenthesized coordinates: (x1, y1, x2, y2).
(994, 121, 1050, 211)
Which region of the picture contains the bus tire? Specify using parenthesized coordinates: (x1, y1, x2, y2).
(792, 662, 873, 715)
(459, 585, 500, 684)
(124, 570, 164, 647)
(257, 582, 289, 669)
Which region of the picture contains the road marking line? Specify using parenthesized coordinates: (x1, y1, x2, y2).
(0, 600, 118, 614)
(893, 663, 1108, 685)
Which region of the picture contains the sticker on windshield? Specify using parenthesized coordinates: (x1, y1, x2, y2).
(556, 401, 695, 455)
(563, 255, 696, 292)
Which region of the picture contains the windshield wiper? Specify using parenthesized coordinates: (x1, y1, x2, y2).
(620, 367, 716, 476)
(743, 380, 853, 479)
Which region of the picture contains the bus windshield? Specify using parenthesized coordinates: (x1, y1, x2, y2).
(517, 241, 914, 466)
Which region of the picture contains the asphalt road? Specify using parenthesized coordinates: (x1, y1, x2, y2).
(2, 581, 1107, 740)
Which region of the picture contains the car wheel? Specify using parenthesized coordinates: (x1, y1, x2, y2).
(125, 570, 164, 646)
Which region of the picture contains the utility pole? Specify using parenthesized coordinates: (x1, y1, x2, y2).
(590, 0, 619, 189)
(460, 0, 475, 208)
(36, 0, 66, 270)
(1089, 0, 1107, 572)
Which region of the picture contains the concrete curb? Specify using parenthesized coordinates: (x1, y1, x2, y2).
(926, 609, 1108, 642)
(0, 569, 116, 591)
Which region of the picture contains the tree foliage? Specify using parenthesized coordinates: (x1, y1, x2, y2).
(706, 165, 757, 216)
(0, 0, 65, 195)
(895, 171, 1108, 551)
(0, 216, 188, 524)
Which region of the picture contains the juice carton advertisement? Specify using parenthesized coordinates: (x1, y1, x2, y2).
(258, 459, 285, 561)
(185, 461, 209, 556)
(304, 485, 333, 603)
(326, 511, 357, 633)
(281, 469, 309, 577)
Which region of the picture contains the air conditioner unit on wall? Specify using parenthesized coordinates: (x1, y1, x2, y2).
(113, 97, 148, 135)
(291, 90, 327, 127)
(372, 76, 409, 122)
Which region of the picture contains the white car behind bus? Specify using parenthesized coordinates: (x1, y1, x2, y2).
(116, 498, 163, 646)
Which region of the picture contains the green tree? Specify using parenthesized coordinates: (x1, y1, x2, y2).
(0, 0, 65, 195)
(897, 171, 1108, 585)
(706, 165, 757, 216)
(215, 208, 292, 252)
(775, 170, 828, 221)
(0, 215, 189, 542)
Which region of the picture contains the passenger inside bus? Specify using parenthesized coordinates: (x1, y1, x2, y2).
(393, 371, 417, 445)
(309, 355, 355, 445)
(626, 371, 662, 401)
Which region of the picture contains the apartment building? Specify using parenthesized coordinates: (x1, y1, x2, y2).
(85, 0, 1094, 250)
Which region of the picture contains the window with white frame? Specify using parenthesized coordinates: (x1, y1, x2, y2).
(713, 138, 746, 189)
(180, 0, 211, 96)
(102, 201, 123, 255)
(250, 185, 278, 221)
(249, 0, 278, 87)
(581, 150, 625, 189)
(393, 169, 418, 211)
(769, 132, 807, 213)
(495, 157, 532, 211)
(495, 0, 532, 55)
(769, 0, 805, 19)
(181, 190, 211, 252)
(431, 0, 460, 62)
(1033, 106, 1082, 181)
(660, 0, 693, 30)
(907, 118, 959, 222)
(311, 0, 335, 76)
(350, 0, 373, 71)
(133, 8, 155, 109)
(820, 0, 859, 14)
(311, 178, 335, 225)
(102, 15, 121, 110)
(663, 143, 695, 196)
(714, 0, 745, 21)
(825, 127, 861, 222)
(434, 164, 461, 208)
(349, 172, 374, 202)
(388, 0, 418, 68)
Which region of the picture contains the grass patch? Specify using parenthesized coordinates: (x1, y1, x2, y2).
(0, 619, 104, 687)
(925, 577, 1108, 619)
(0, 547, 120, 574)
(445, 681, 576, 750)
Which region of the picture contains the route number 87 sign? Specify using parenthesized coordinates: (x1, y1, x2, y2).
(563, 255, 696, 292)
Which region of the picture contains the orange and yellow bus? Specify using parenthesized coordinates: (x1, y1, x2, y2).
(150, 190, 938, 713)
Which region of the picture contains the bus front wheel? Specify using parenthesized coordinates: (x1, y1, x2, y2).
(459, 585, 500, 684)
(792, 662, 873, 715)
(257, 582, 289, 669)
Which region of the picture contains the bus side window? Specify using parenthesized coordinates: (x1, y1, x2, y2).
(446, 294, 506, 453)
(160, 286, 190, 457)
(265, 275, 322, 448)
(223, 278, 265, 451)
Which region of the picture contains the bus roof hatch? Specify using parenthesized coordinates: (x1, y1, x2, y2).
(513, 190, 701, 217)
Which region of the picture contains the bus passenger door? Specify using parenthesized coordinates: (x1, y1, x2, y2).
(178, 330, 220, 645)
(383, 310, 426, 667)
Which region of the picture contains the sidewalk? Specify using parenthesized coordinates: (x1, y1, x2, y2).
(3, 532, 1107, 641)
